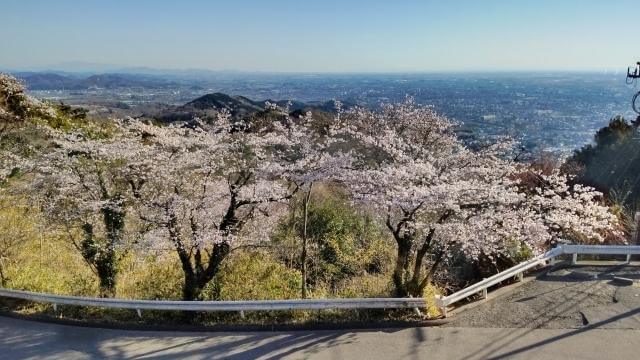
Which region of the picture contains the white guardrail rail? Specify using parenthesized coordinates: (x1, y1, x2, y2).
(435, 244, 640, 316)
(0, 288, 427, 318)
(0, 244, 637, 319)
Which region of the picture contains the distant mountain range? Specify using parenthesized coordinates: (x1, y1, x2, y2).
(13, 72, 179, 90)
(9, 71, 352, 124)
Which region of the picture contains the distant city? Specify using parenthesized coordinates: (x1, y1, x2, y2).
(14, 71, 638, 154)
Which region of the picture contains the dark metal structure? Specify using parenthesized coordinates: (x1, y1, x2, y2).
(627, 62, 640, 114)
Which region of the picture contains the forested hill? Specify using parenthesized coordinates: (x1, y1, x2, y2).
(183, 93, 264, 113)
(567, 116, 640, 209)
(155, 92, 352, 123)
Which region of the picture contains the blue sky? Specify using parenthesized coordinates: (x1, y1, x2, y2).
(1, 0, 637, 72)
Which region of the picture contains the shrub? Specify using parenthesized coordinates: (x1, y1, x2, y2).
(207, 251, 301, 301)
(272, 188, 395, 293)
(116, 252, 183, 300)
(1, 199, 98, 296)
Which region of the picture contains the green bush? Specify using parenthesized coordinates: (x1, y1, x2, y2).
(117, 252, 183, 300)
(207, 251, 301, 301)
(272, 187, 395, 294)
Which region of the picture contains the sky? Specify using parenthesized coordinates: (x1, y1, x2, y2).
(1, 0, 638, 73)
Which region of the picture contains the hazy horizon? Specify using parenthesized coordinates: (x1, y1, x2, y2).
(2, 62, 633, 76)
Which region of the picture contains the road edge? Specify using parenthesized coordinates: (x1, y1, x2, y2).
(0, 310, 451, 333)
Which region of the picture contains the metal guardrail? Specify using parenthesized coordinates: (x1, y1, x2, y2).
(0, 244, 638, 319)
(435, 246, 563, 312)
(563, 244, 640, 264)
(435, 244, 640, 316)
(0, 288, 426, 317)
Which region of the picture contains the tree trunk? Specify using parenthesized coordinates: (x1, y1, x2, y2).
(179, 242, 230, 301)
(301, 183, 313, 299)
(392, 237, 412, 297)
(634, 211, 640, 245)
(401, 214, 451, 297)
(80, 222, 119, 297)
(182, 275, 204, 302)
(180, 274, 203, 323)
(406, 229, 437, 297)
(95, 247, 118, 297)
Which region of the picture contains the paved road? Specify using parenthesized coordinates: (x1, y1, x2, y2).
(447, 265, 640, 329)
(1, 315, 639, 359)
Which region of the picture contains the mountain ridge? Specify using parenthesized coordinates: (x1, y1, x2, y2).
(13, 72, 179, 90)
(154, 92, 352, 126)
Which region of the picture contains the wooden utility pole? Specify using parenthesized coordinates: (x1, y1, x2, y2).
(635, 212, 640, 245)
(301, 183, 313, 299)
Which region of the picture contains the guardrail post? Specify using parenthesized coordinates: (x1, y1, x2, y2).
(479, 278, 488, 299)
(52, 303, 57, 314)
(413, 306, 423, 317)
(571, 253, 578, 265)
(516, 272, 523, 282)
(435, 295, 447, 318)
(136, 309, 142, 319)
(626, 254, 632, 264)
(239, 310, 245, 319)
(408, 296, 423, 317)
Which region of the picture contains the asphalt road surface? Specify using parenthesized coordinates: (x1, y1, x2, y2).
(1, 315, 639, 359)
(446, 265, 640, 329)
(2, 265, 639, 359)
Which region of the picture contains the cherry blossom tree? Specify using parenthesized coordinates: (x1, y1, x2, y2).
(32, 103, 340, 301)
(34, 121, 151, 296)
(337, 99, 618, 297)
(132, 113, 300, 301)
(517, 169, 621, 244)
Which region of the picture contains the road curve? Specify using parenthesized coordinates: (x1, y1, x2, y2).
(1, 315, 638, 359)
